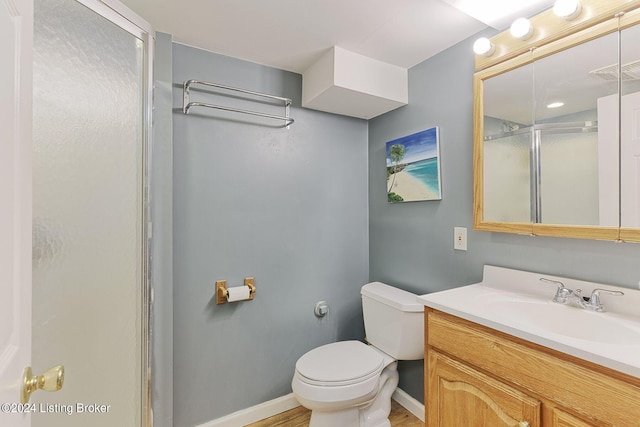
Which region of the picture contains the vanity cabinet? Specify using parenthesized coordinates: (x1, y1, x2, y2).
(550, 408, 596, 427)
(429, 351, 541, 426)
(425, 308, 640, 426)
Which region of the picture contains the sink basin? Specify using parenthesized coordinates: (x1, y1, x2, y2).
(488, 298, 640, 345)
(418, 265, 640, 378)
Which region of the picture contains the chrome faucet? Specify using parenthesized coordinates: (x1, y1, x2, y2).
(540, 278, 624, 312)
(540, 278, 573, 304)
(583, 288, 625, 312)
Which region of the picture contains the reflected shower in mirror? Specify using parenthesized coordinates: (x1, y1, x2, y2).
(483, 61, 533, 223)
(481, 31, 621, 228)
(534, 31, 619, 227)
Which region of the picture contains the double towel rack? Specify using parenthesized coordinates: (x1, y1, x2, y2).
(182, 79, 294, 127)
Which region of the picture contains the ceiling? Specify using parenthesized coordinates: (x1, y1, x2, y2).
(119, 0, 555, 74)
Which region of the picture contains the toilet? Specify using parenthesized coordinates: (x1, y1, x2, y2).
(291, 282, 424, 427)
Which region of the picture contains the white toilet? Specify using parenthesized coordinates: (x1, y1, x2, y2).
(291, 282, 424, 427)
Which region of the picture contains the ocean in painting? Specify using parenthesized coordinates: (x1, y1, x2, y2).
(404, 157, 441, 197)
(386, 126, 441, 202)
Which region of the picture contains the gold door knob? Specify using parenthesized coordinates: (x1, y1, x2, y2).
(21, 365, 64, 403)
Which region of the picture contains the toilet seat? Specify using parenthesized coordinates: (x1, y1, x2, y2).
(295, 341, 384, 386)
(292, 341, 387, 406)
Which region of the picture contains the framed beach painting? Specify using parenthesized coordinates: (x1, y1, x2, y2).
(386, 127, 442, 203)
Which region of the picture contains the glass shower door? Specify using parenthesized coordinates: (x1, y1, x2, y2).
(32, 0, 150, 425)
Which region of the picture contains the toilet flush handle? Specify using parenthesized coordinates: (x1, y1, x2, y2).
(314, 301, 329, 317)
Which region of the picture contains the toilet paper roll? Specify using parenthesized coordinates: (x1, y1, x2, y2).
(226, 286, 251, 302)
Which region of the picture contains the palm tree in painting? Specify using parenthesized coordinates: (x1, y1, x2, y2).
(387, 143, 406, 197)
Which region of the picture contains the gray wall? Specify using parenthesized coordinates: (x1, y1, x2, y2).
(369, 30, 640, 403)
(172, 43, 369, 426)
(151, 32, 174, 427)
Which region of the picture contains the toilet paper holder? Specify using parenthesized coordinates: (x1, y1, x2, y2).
(216, 277, 256, 304)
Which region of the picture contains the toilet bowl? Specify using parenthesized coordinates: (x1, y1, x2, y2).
(291, 282, 424, 427)
(292, 341, 398, 427)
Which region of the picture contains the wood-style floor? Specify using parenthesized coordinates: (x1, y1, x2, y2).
(246, 400, 424, 427)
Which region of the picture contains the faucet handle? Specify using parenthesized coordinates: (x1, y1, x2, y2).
(540, 277, 564, 287)
(540, 278, 568, 303)
(586, 288, 624, 312)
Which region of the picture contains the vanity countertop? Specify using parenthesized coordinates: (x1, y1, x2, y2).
(417, 265, 640, 378)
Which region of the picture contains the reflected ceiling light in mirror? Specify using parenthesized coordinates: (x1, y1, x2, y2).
(547, 102, 564, 108)
(473, 37, 496, 56)
(553, 0, 582, 20)
(510, 18, 534, 40)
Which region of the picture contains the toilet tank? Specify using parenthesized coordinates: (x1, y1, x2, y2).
(361, 282, 424, 360)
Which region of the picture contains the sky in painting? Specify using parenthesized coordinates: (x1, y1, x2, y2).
(385, 127, 439, 166)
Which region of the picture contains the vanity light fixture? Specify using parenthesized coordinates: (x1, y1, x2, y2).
(553, 0, 582, 20)
(547, 101, 564, 108)
(510, 18, 534, 40)
(473, 37, 495, 57)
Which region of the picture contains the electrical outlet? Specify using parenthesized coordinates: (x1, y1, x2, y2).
(454, 227, 467, 251)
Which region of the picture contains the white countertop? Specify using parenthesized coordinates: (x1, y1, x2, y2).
(417, 265, 640, 379)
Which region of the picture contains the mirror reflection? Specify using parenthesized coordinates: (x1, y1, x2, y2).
(620, 23, 640, 229)
(483, 62, 533, 223)
(534, 31, 619, 226)
(482, 30, 626, 227)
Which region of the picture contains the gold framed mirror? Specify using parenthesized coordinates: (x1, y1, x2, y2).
(473, 0, 640, 242)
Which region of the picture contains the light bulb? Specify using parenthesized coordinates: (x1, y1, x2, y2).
(473, 38, 495, 57)
(547, 102, 564, 109)
(553, 0, 582, 20)
(510, 18, 533, 40)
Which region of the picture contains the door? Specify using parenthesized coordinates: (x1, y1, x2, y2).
(550, 408, 599, 427)
(596, 93, 619, 227)
(427, 350, 541, 427)
(1, 0, 152, 426)
(621, 91, 640, 228)
(598, 91, 640, 233)
(30, 0, 152, 426)
(0, 0, 33, 426)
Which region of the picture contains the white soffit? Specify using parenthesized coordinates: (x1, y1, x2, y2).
(302, 47, 408, 120)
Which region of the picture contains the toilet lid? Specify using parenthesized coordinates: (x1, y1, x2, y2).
(295, 341, 384, 384)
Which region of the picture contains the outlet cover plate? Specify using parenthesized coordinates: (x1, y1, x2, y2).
(454, 227, 467, 251)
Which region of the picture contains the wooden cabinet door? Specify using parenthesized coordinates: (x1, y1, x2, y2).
(550, 408, 600, 427)
(427, 350, 541, 427)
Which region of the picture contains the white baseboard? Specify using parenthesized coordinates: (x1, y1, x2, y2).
(195, 393, 300, 427)
(392, 388, 425, 422)
(198, 388, 424, 427)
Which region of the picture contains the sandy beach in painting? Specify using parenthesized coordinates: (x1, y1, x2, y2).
(388, 170, 439, 201)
